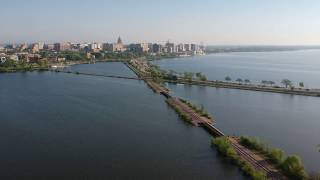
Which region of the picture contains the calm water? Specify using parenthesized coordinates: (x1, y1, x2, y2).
(0, 63, 245, 180)
(166, 83, 320, 173)
(64, 62, 137, 77)
(154, 50, 320, 88)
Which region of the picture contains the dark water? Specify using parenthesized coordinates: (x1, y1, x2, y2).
(167, 83, 320, 172)
(65, 62, 138, 77)
(154, 50, 320, 88)
(0, 63, 245, 180)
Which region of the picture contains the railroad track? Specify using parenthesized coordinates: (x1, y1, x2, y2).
(171, 98, 211, 125)
(229, 138, 283, 180)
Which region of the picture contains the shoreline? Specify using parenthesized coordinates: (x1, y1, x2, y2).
(164, 79, 320, 97)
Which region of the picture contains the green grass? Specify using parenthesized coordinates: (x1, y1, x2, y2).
(165, 99, 193, 124)
(179, 98, 212, 119)
(212, 137, 268, 180)
(239, 136, 308, 180)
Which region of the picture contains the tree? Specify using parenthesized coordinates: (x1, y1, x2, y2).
(281, 79, 292, 88)
(268, 81, 275, 87)
(0, 59, 16, 67)
(225, 76, 232, 81)
(281, 155, 308, 179)
(268, 148, 284, 164)
(299, 82, 304, 88)
(166, 70, 178, 81)
(196, 72, 202, 79)
(244, 79, 251, 84)
(184, 72, 194, 82)
(261, 80, 268, 86)
(196, 72, 207, 81)
(236, 78, 243, 84)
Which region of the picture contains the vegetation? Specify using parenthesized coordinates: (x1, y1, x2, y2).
(239, 136, 308, 180)
(59, 51, 87, 61)
(183, 72, 195, 82)
(261, 80, 275, 86)
(244, 79, 251, 84)
(164, 70, 178, 81)
(225, 76, 232, 81)
(281, 155, 308, 180)
(179, 98, 211, 119)
(195, 72, 207, 81)
(281, 79, 293, 88)
(0, 59, 48, 72)
(236, 78, 243, 84)
(299, 82, 305, 88)
(165, 99, 192, 124)
(212, 137, 268, 180)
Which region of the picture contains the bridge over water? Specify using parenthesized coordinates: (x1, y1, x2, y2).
(52, 70, 143, 81)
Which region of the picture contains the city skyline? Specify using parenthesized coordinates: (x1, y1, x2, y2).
(1, 0, 320, 45)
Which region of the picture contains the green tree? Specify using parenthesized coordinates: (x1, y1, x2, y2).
(236, 78, 243, 84)
(261, 80, 268, 86)
(225, 76, 231, 81)
(281, 79, 293, 88)
(184, 72, 194, 82)
(195, 72, 207, 81)
(299, 82, 304, 88)
(244, 79, 251, 84)
(281, 155, 308, 179)
(268, 148, 284, 164)
(269, 81, 275, 87)
(1, 59, 16, 67)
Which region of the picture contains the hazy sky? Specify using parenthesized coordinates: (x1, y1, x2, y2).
(1, 0, 320, 45)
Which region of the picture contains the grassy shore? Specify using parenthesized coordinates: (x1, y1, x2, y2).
(212, 137, 268, 180)
(165, 99, 193, 124)
(239, 136, 308, 180)
(179, 98, 212, 119)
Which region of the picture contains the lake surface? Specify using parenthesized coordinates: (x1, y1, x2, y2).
(1, 60, 319, 179)
(153, 50, 320, 89)
(64, 62, 137, 77)
(166, 83, 320, 173)
(0, 63, 245, 180)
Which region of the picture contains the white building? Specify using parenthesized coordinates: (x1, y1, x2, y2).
(0, 56, 6, 63)
(9, 55, 19, 62)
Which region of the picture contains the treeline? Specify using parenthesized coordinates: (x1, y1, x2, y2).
(147, 64, 208, 82)
(212, 137, 267, 180)
(0, 59, 48, 72)
(225, 76, 306, 89)
(239, 136, 309, 180)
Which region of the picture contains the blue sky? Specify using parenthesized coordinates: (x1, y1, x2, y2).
(1, 0, 320, 45)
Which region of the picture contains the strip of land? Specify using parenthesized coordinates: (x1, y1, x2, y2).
(164, 78, 320, 97)
(124, 59, 292, 180)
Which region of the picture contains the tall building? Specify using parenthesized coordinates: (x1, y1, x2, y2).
(54, 43, 61, 51)
(19, 43, 28, 52)
(31, 43, 39, 53)
(165, 42, 175, 53)
(104, 37, 126, 52)
(38, 42, 44, 50)
(114, 37, 125, 52)
(191, 44, 198, 52)
(45, 44, 55, 50)
(176, 43, 185, 52)
(128, 43, 149, 53)
(146, 43, 162, 54)
(54, 43, 71, 51)
(184, 44, 191, 52)
(103, 43, 113, 52)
